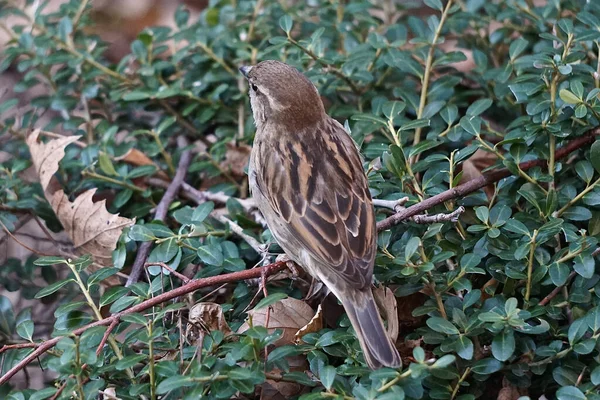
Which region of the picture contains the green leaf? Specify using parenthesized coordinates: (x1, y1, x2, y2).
(471, 358, 503, 375)
(556, 386, 586, 400)
(0, 98, 19, 114)
(197, 244, 224, 266)
(424, 0, 443, 11)
(587, 307, 600, 332)
(123, 91, 152, 101)
(509, 38, 528, 60)
(131, 39, 148, 61)
(98, 152, 118, 176)
(413, 346, 425, 362)
(408, 140, 441, 158)
(268, 345, 305, 363)
(58, 17, 72, 41)
(400, 118, 430, 131)
(568, 318, 588, 344)
(29, 388, 58, 400)
(100, 286, 130, 307)
(351, 113, 387, 126)
(573, 255, 594, 279)
(559, 89, 580, 104)
(88, 268, 120, 287)
(34, 256, 68, 266)
(405, 237, 421, 260)
(466, 99, 492, 116)
(382, 101, 406, 120)
(491, 329, 515, 362)
(562, 206, 592, 221)
(319, 365, 336, 390)
(455, 335, 473, 360)
(116, 354, 146, 370)
(460, 253, 481, 270)
(156, 116, 176, 134)
(157, 375, 195, 394)
(254, 293, 288, 310)
(432, 354, 455, 368)
(591, 365, 600, 385)
(149, 238, 178, 263)
(459, 116, 481, 135)
(503, 219, 530, 236)
(279, 15, 293, 35)
(591, 141, 600, 174)
(35, 279, 74, 298)
(426, 317, 460, 335)
(192, 202, 215, 222)
(549, 262, 570, 286)
(16, 319, 33, 341)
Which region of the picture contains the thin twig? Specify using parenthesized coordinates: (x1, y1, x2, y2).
(96, 319, 119, 356)
(411, 207, 465, 224)
(145, 262, 190, 284)
(216, 215, 265, 254)
(539, 272, 577, 306)
(0, 219, 58, 256)
(126, 138, 193, 286)
(0, 214, 32, 246)
(0, 260, 289, 385)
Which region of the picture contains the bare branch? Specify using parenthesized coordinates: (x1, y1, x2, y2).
(126, 137, 194, 286)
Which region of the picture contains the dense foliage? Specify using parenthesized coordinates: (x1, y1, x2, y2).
(1, 0, 600, 399)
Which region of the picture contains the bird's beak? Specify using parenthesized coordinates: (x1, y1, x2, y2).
(239, 65, 252, 79)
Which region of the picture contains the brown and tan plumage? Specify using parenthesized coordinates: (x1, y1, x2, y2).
(241, 60, 401, 369)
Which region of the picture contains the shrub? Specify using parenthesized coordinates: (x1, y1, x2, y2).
(1, 0, 600, 399)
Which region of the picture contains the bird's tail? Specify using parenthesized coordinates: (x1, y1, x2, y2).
(341, 290, 402, 369)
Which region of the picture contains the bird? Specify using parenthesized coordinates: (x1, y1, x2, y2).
(239, 60, 401, 369)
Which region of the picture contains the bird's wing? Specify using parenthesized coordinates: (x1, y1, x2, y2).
(253, 118, 376, 290)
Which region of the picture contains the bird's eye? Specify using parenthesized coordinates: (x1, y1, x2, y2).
(251, 84, 258, 92)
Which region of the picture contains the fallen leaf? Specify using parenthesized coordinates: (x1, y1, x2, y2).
(115, 148, 168, 180)
(294, 304, 323, 343)
(459, 148, 497, 200)
(373, 286, 399, 342)
(186, 302, 233, 346)
(261, 360, 308, 399)
(497, 377, 522, 400)
(222, 142, 251, 178)
(238, 297, 315, 345)
(102, 387, 121, 400)
(26, 129, 134, 266)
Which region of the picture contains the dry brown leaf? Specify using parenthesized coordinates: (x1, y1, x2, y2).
(115, 148, 169, 180)
(261, 360, 308, 399)
(102, 387, 121, 400)
(223, 142, 251, 178)
(294, 303, 323, 344)
(186, 302, 233, 345)
(26, 129, 134, 266)
(373, 286, 399, 343)
(238, 297, 315, 346)
(459, 148, 498, 200)
(497, 377, 521, 400)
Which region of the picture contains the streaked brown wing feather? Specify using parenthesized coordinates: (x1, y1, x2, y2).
(255, 118, 376, 290)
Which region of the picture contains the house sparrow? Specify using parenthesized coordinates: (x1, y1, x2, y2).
(240, 60, 401, 369)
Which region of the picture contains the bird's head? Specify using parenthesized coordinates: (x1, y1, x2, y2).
(239, 60, 325, 130)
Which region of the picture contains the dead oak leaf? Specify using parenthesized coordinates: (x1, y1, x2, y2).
(186, 302, 233, 346)
(373, 285, 399, 343)
(238, 297, 315, 346)
(294, 304, 323, 344)
(26, 129, 134, 266)
(115, 148, 169, 180)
